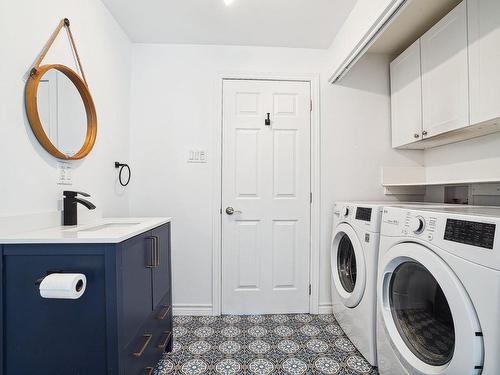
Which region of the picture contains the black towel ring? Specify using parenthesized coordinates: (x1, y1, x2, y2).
(114, 162, 131, 187)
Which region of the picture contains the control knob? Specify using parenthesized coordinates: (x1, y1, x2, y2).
(409, 216, 425, 234)
(342, 207, 350, 217)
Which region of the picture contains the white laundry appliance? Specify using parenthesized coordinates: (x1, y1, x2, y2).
(377, 206, 500, 374)
(330, 201, 385, 366)
(330, 201, 461, 366)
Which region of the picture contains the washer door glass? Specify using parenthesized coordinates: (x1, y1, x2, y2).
(337, 234, 357, 293)
(390, 261, 455, 366)
(331, 223, 366, 308)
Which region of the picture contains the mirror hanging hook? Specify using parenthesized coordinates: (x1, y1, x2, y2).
(29, 18, 87, 86)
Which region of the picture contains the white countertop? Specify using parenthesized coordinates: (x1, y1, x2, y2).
(0, 217, 172, 244)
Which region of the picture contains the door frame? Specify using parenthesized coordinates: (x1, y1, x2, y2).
(211, 72, 321, 315)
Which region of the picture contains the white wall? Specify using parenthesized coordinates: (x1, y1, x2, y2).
(128, 44, 423, 312)
(319, 53, 423, 307)
(0, 0, 131, 217)
(128, 44, 328, 312)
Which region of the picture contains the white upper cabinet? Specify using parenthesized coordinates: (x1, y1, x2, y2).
(468, 0, 500, 125)
(390, 0, 500, 149)
(420, 1, 469, 139)
(390, 40, 423, 148)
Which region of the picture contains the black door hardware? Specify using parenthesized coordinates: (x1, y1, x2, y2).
(115, 162, 131, 186)
(265, 113, 271, 126)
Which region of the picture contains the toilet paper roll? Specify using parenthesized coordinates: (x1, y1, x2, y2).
(39, 273, 87, 299)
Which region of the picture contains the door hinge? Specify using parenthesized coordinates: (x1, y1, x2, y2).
(309, 284, 312, 295)
(220, 207, 222, 215)
(310, 192, 312, 204)
(310, 99, 313, 112)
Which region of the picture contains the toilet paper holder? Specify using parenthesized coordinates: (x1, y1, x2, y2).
(36, 270, 87, 299)
(35, 270, 85, 293)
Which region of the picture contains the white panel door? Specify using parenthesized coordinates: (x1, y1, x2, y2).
(222, 79, 311, 315)
(390, 39, 423, 148)
(468, 0, 500, 125)
(421, 1, 469, 138)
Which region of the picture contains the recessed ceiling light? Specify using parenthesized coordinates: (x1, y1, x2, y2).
(224, 0, 234, 6)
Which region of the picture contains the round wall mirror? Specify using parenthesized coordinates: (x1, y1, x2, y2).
(25, 64, 97, 160)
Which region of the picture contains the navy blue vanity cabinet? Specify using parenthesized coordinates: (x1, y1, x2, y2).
(151, 224, 171, 308)
(0, 222, 172, 375)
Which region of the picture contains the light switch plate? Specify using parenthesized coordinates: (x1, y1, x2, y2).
(57, 162, 73, 185)
(188, 149, 208, 163)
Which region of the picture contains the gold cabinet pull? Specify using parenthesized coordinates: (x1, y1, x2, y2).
(146, 237, 156, 268)
(153, 236, 160, 267)
(157, 305, 171, 320)
(144, 367, 154, 375)
(157, 331, 172, 350)
(155, 236, 160, 266)
(133, 333, 153, 357)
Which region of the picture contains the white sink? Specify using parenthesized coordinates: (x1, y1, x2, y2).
(77, 222, 141, 232)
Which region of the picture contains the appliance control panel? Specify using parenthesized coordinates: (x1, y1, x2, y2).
(382, 208, 437, 241)
(334, 203, 383, 232)
(444, 219, 496, 250)
(401, 212, 437, 241)
(382, 206, 500, 268)
(355, 207, 372, 222)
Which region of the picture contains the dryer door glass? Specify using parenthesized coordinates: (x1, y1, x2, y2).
(389, 261, 455, 366)
(337, 234, 357, 293)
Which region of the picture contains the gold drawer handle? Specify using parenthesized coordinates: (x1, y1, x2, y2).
(133, 333, 153, 357)
(146, 237, 156, 268)
(157, 305, 171, 320)
(144, 367, 154, 375)
(157, 331, 172, 349)
(154, 235, 160, 266)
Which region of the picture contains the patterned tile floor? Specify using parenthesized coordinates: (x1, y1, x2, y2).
(154, 314, 378, 375)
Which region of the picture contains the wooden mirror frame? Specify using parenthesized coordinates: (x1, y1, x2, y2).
(25, 64, 97, 160)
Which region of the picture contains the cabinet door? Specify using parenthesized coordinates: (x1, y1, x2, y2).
(421, 1, 469, 138)
(121, 231, 154, 349)
(390, 39, 423, 148)
(3, 251, 107, 375)
(468, 0, 500, 125)
(151, 223, 171, 308)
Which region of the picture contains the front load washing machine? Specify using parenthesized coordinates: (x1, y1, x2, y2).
(377, 206, 500, 374)
(331, 201, 385, 366)
(330, 201, 463, 366)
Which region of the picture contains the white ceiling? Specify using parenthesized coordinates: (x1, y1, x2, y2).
(101, 0, 357, 49)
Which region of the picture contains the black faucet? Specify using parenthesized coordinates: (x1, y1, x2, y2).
(63, 191, 96, 226)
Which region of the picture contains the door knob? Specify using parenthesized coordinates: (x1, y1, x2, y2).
(225, 207, 242, 215)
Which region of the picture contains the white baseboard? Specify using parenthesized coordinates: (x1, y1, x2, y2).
(173, 303, 332, 316)
(173, 304, 214, 316)
(318, 303, 333, 315)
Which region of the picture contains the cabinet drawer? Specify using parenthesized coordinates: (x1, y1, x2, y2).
(121, 297, 173, 374)
(151, 299, 173, 342)
(123, 331, 159, 375)
(122, 330, 172, 375)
